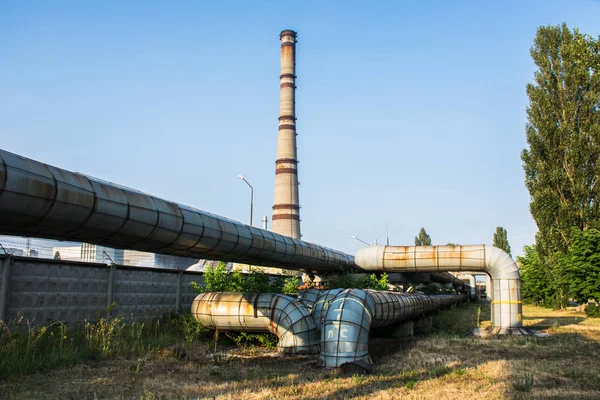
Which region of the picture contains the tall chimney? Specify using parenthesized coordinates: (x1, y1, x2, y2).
(272, 29, 301, 239)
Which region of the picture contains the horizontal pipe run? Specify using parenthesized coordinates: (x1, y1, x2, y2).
(355, 245, 521, 328)
(0, 149, 357, 274)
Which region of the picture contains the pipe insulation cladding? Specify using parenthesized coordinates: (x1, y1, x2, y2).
(457, 273, 477, 300)
(0, 149, 357, 274)
(317, 289, 466, 368)
(191, 290, 465, 364)
(191, 292, 320, 355)
(355, 245, 522, 329)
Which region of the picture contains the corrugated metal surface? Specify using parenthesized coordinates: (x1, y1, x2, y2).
(192, 292, 320, 354)
(355, 245, 522, 329)
(0, 148, 356, 274)
(318, 289, 466, 368)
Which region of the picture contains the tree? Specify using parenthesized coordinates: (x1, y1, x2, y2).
(517, 245, 557, 307)
(560, 228, 600, 303)
(521, 23, 600, 261)
(493, 227, 512, 256)
(415, 228, 432, 246)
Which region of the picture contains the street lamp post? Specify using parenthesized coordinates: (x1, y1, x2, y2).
(238, 175, 254, 226)
(350, 235, 371, 246)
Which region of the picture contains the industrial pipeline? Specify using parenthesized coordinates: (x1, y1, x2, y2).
(191, 289, 466, 368)
(355, 245, 522, 329)
(0, 149, 356, 274)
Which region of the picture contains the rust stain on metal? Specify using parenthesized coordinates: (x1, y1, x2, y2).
(270, 296, 280, 334)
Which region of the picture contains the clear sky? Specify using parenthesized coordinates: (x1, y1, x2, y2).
(1, 0, 599, 258)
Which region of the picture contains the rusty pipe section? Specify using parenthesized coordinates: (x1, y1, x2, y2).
(355, 245, 521, 328)
(0, 149, 357, 273)
(191, 292, 320, 354)
(317, 289, 465, 367)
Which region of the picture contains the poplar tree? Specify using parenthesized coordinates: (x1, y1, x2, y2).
(493, 227, 512, 256)
(415, 228, 432, 246)
(521, 23, 600, 260)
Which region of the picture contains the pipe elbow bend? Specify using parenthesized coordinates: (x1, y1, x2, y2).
(191, 292, 320, 355)
(484, 245, 520, 280)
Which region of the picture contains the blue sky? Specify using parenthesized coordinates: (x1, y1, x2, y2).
(1, 0, 599, 258)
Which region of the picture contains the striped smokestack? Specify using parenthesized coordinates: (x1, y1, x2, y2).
(272, 29, 301, 239)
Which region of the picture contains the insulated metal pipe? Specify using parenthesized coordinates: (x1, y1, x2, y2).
(272, 29, 301, 239)
(191, 292, 320, 354)
(355, 245, 522, 328)
(457, 273, 477, 300)
(318, 289, 465, 367)
(0, 149, 357, 274)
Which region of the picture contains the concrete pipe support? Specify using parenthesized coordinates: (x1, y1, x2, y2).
(355, 245, 522, 329)
(191, 292, 320, 355)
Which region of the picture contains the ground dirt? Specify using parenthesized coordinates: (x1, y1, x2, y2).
(1, 302, 599, 400)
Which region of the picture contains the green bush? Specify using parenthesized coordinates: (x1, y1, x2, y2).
(326, 272, 389, 290)
(191, 262, 287, 294)
(586, 303, 600, 318)
(282, 275, 301, 294)
(231, 332, 278, 350)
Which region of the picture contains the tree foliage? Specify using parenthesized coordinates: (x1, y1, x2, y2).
(191, 262, 294, 294)
(521, 23, 600, 260)
(326, 273, 389, 290)
(493, 227, 512, 256)
(415, 228, 432, 246)
(517, 245, 556, 307)
(559, 228, 600, 303)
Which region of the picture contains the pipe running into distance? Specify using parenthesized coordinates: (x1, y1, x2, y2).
(318, 289, 465, 368)
(355, 245, 522, 329)
(0, 149, 357, 274)
(191, 292, 320, 354)
(457, 273, 477, 300)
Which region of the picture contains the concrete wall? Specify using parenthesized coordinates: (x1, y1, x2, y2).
(0, 255, 204, 326)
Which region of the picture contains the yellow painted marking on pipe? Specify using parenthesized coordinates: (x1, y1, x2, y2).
(491, 300, 522, 304)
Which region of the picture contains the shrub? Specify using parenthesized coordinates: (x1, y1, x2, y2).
(586, 303, 600, 318)
(282, 275, 301, 294)
(192, 263, 286, 294)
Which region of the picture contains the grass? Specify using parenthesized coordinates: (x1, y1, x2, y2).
(0, 313, 211, 379)
(0, 302, 599, 399)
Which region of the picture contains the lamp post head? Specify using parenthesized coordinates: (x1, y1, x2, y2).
(238, 175, 244, 180)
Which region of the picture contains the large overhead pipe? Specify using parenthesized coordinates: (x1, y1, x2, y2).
(272, 29, 301, 239)
(355, 245, 521, 329)
(191, 292, 320, 354)
(0, 149, 357, 274)
(318, 289, 465, 368)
